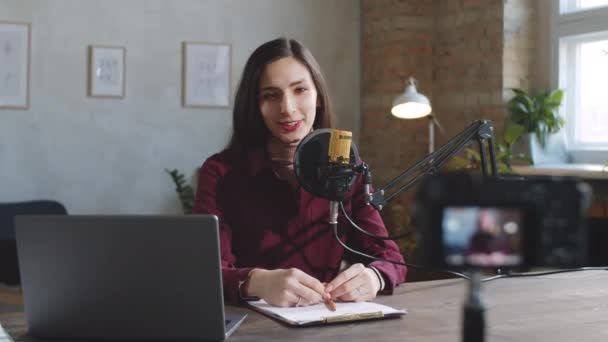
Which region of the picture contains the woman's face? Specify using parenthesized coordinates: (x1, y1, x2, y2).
(258, 56, 318, 145)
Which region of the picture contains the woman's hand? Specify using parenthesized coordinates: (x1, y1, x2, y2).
(325, 263, 381, 302)
(246, 268, 329, 307)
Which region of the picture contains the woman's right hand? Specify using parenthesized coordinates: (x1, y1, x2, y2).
(246, 268, 329, 307)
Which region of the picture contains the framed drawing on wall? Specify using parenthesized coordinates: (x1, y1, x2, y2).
(0, 21, 30, 109)
(87, 45, 126, 98)
(182, 42, 230, 108)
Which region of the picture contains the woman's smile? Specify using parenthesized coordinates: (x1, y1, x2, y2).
(278, 120, 303, 132)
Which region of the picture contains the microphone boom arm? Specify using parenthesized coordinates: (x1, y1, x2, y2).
(366, 120, 498, 211)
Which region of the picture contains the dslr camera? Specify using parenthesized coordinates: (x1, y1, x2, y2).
(412, 172, 592, 269)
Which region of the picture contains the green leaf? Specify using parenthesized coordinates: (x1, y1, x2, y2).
(535, 127, 547, 149)
(548, 89, 564, 107)
(507, 87, 565, 149)
(511, 88, 527, 97)
(504, 122, 526, 146)
(513, 101, 531, 116)
(165, 168, 195, 214)
(513, 89, 534, 107)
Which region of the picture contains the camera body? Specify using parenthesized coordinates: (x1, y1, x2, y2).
(412, 172, 592, 269)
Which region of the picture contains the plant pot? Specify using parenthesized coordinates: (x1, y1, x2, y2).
(529, 131, 570, 165)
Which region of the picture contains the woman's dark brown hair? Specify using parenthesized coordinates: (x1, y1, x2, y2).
(226, 38, 334, 154)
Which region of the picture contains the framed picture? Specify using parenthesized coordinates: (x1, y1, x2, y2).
(0, 21, 30, 109)
(182, 42, 230, 108)
(87, 45, 126, 98)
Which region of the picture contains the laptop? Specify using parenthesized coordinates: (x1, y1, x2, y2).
(15, 215, 246, 341)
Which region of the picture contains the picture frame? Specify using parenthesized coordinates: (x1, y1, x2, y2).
(87, 45, 126, 98)
(0, 21, 30, 109)
(182, 42, 231, 108)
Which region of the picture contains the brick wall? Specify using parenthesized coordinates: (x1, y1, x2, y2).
(503, 0, 536, 91)
(360, 1, 536, 270)
(361, 0, 536, 191)
(361, 0, 435, 186)
(434, 0, 505, 141)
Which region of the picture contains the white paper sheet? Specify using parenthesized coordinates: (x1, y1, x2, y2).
(249, 300, 406, 325)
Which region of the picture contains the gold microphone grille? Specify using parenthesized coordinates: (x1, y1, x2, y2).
(328, 129, 352, 164)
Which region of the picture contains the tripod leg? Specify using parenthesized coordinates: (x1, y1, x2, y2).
(462, 271, 485, 342)
(463, 301, 485, 342)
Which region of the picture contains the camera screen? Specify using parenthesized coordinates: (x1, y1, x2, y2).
(442, 207, 524, 267)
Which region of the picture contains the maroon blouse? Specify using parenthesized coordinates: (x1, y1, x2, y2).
(193, 148, 407, 304)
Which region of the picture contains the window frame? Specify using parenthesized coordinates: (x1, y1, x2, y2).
(560, 0, 608, 14)
(550, 1, 608, 163)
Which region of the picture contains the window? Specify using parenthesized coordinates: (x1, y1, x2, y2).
(552, 1, 608, 163)
(561, 0, 608, 14)
(560, 33, 608, 148)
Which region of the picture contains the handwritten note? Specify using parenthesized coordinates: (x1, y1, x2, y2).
(249, 300, 406, 325)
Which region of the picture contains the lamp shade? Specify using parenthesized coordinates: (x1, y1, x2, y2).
(391, 77, 432, 119)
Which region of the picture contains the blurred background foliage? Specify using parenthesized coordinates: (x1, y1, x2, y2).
(165, 168, 195, 214)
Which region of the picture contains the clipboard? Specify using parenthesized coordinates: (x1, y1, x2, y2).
(248, 299, 407, 326)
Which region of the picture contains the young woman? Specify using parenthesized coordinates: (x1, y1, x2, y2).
(193, 38, 406, 307)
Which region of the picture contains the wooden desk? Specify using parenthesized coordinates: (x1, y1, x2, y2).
(2, 270, 608, 341)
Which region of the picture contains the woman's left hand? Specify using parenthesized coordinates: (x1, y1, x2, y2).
(325, 263, 381, 302)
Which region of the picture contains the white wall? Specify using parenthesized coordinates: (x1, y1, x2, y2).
(0, 0, 361, 214)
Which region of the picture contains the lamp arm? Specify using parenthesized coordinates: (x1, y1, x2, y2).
(366, 120, 497, 211)
(429, 114, 445, 135)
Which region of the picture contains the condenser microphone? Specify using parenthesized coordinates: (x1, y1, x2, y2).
(327, 130, 354, 224)
(328, 129, 352, 165)
(294, 129, 360, 224)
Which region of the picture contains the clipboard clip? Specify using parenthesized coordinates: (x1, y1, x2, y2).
(323, 311, 384, 323)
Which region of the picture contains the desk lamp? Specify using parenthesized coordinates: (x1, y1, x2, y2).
(391, 77, 444, 153)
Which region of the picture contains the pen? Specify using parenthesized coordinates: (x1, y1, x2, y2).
(324, 297, 337, 311)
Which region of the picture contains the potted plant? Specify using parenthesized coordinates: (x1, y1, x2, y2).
(507, 88, 565, 149)
(505, 88, 567, 163)
(165, 168, 195, 214)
